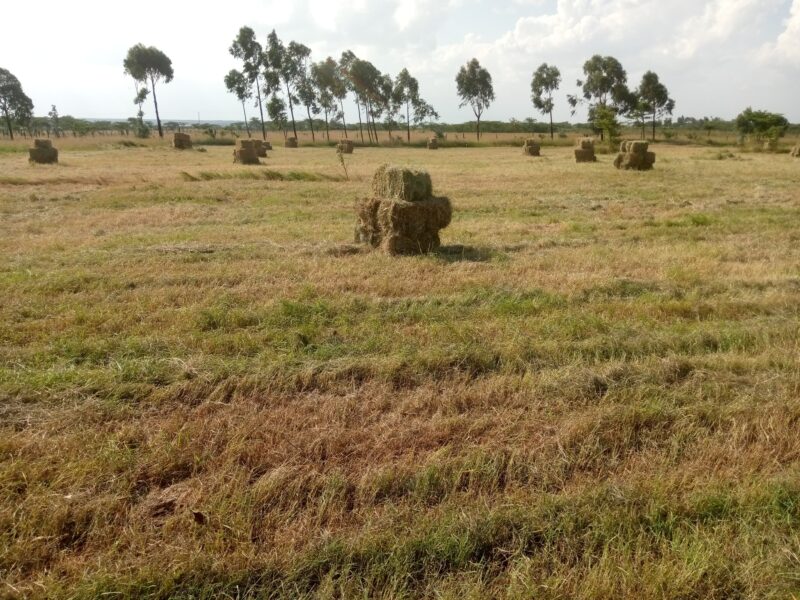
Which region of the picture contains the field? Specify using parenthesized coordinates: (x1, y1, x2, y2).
(1, 139, 800, 598)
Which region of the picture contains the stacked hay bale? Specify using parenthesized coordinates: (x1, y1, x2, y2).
(355, 164, 452, 255)
(614, 141, 656, 171)
(172, 132, 192, 150)
(522, 138, 541, 156)
(427, 137, 439, 150)
(252, 139, 268, 157)
(791, 144, 800, 158)
(233, 139, 260, 165)
(28, 139, 58, 164)
(263, 141, 273, 151)
(285, 137, 298, 148)
(337, 139, 354, 154)
(574, 138, 597, 163)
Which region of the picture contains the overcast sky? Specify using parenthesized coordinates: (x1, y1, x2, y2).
(2, 0, 799, 123)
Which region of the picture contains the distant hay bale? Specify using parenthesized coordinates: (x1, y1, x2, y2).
(252, 139, 268, 157)
(614, 141, 655, 171)
(172, 132, 192, 150)
(371, 164, 432, 202)
(29, 139, 58, 164)
(522, 138, 541, 157)
(575, 138, 597, 163)
(356, 164, 452, 255)
(791, 144, 800, 158)
(337, 139, 354, 154)
(263, 141, 273, 151)
(285, 137, 298, 148)
(427, 137, 439, 150)
(579, 138, 595, 151)
(238, 139, 255, 150)
(233, 139, 260, 164)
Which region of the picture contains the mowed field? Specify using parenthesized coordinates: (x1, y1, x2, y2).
(1, 141, 800, 598)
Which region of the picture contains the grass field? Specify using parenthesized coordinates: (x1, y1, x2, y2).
(1, 140, 800, 598)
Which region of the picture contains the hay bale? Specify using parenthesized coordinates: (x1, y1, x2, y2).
(263, 141, 273, 151)
(372, 164, 433, 203)
(285, 137, 298, 148)
(172, 132, 192, 150)
(28, 145, 58, 164)
(337, 140, 354, 154)
(579, 138, 595, 151)
(522, 138, 541, 157)
(791, 145, 800, 158)
(238, 139, 255, 150)
(427, 137, 439, 150)
(33, 138, 52, 150)
(575, 148, 597, 163)
(355, 196, 452, 255)
(252, 139, 268, 157)
(233, 141, 260, 165)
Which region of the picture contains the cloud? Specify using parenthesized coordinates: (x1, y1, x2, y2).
(760, 0, 800, 67)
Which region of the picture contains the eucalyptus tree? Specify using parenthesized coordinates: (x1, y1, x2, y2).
(123, 44, 174, 138)
(394, 68, 438, 143)
(266, 31, 309, 140)
(530, 63, 561, 139)
(229, 27, 267, 140)
(224, 69, 253, 137)
(0, 68, 33, 140)
(455, 58, 494, 140)
(567, 55, 633, 140)
(637, 71, 675, 141)
(267, 95, 288, 139)
(340, 51, 365, 143)
(311, 58, 342, 141)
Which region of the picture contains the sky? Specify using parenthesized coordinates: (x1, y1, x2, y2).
(2, 0, 799, 124)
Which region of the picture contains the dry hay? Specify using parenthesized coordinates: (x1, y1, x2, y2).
(356, 164, 452, 255)
(252, 139, 268, 157)
(763, 140, 778, 152)
(263, 141, 273, 151)
(371, 164, 432, 202)
(522, 138, 541, 157)
(233, 139, 260, 165)
(615, 140, 655, 171)
(29, 139, 58, 164)
(285, 137, 298, 148)
(427, 137, 439, 150)
(791, 145, 800, 158)
(575, 138, 597, 163)
(337, 139, 354, 154)
(172, 132, 192, 150)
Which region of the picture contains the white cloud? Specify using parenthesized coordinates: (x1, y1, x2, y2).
(760, 0, 800, 67)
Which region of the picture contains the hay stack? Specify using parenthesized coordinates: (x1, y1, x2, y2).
(427, 137, 439, 150)
(28, 139, 58, 164)
(355, 164, 452, 255)
(233, 139, 260, 165)
(522, 138, 541, 157)
(791, 144, 800, 158)
(574, 138, 597, 163)
(252, 139, 268, 157)
(172, 132, 192, 150)
(285, 137, 298, 148)
(614, 140, 656, 171)
(337, 139, 354, 154)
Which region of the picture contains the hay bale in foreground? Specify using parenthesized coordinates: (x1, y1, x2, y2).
(172, 132, 192, 150)
(614, 140, 655, 171)
(233, 139, 260, 165)
(522, 138, 541, 157)
(427, 137, 439, 150)
(372, 164, 433, 202)
(285, 137, 298, 148)
(337, 140, 354, 154)
(575, 138, 597, 163)
(791, 145, 800, 158)
(356, 164, 452, 255)
(29, 139, 58, 164)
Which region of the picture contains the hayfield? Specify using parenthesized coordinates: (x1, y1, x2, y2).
(1, 141, 800, 598)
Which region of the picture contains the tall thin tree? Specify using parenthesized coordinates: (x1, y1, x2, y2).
(531, 63, 561, 140)
(123, 44, 174, 138)
(229, 27, 268, 141)
(455, 58, 494, 140)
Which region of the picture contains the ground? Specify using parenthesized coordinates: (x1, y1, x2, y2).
(1, 140, 799, 598)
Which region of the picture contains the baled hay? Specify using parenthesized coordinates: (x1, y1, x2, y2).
(356, 196, 452, 255)
(575, 148, 597, 163)
(28, 147, 58, 164)
(614, 149, 656, 171)
(337, 140, 354, 154)
(263, 141, 273, 151)
(172, 132, 192, 149)
(252, 140, 268, 157)
(33, 139, 53, 150)
(354, 197, 383, 246)
(238, 139, 256, 150)
(522, 139, 541, 156)
(427, 137, 439, 149)
(791, 145, 800, 158)
(578, 138, 595, 151)
(372, 164, 433, 202)
(285, 137, 298, 148)
(233, 147, 260, 165)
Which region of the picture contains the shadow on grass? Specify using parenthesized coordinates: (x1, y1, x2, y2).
(434, 245, 502, 263)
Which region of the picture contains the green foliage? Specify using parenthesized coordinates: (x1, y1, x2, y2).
(455, 58, 495, 139)
(394, 68, 439, 142)
(531, 63, 561, 139)
(638, 71, 675, 141)
(123, 44, 174, 138)
(0, 67, 34, 140)
(735, 107, 789, 141)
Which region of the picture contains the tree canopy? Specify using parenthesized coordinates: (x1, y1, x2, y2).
(531, 63, 561, 139)
(455, 58, 494, 140)
(637, 71, 675, 141)
(0, 67, 33, 140)
(123, 44, 174, 138)
(735, 107, 789, 141)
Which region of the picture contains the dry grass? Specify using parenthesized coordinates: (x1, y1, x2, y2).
(1, 141, 800, 598)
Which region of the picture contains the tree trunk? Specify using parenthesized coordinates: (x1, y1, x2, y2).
(254, 76, 267, 141)
(3, 109, 13, 140)
(150, 75, 164, 138)
(242, 101, 251, 137)
(652, 110, 657, 142)
(549, 110, 554, 140)
(306, 106, 315, 142)
(285, 81, 298, 139)
(355, 98, 364, 144)
(339, 99, 348, 139)
(324, 108, 330, 142)
(406, 101, 411, 143)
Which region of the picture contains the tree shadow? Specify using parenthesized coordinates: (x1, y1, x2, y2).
(434, 244, 502, 263)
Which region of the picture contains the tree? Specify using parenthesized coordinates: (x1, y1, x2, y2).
(47, 105, 60, 138)
(455, 58, 494, 140)
(568, 55, 632, 140)
(346, 56, 383, 144)
(224, 70, 253, 137)
(638, 71, 675, 142)
(0, 68, 33, 140)
(311, 58, 343, 142)
(735, 107, 789, 141)
(531, 63, 561, 140)
(266, 32, 311, 140)
(294, 48, 319, 142)
(123, 44, 173, 138)
(230, 27, 268, 141)
(340, 51, 364, 143)
(394, 68, 438, 143)
(267, 94, 288, 139)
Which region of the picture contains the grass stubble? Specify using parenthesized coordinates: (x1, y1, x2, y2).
(1, 142, 799, 598)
